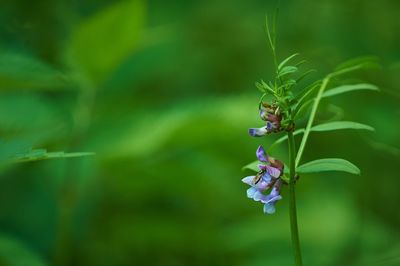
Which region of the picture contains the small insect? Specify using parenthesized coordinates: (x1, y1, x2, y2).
(252, 170, 265, 185)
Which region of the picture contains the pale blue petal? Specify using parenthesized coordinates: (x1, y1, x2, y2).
(263, 203, 276, 214)
(261, 172, 272, 183)
(242, 176, 255, 185)
(253, 191, 268, 202)
(246, 187, 257, 199)
(249, 127, 268, 137)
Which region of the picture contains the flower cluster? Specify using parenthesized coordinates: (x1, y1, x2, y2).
(249, 102, 283, 137)
(242, 146, 284, 214)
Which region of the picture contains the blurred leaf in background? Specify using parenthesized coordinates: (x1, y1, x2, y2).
(0, 0, 398, 265)
(67, 0, 146, 84)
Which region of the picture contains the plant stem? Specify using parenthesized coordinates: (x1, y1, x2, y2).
(295, 77, 330, 167)
(288, 130, 303, 266)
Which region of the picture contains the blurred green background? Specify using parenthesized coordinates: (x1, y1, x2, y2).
(0, 0, 399, 265)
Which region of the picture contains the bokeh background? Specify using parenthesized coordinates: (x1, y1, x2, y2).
(0, 0, 399, 265)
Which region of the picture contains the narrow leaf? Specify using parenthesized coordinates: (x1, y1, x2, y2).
(322, 83, 379, 98)
(261, 80, 275, 94)
(329, 57, 380, 78)
(294, 99, 314, 120)
(255, 81, 265, 93)
(6, 149, 95, 163)
(269, 121, 373, 150)
(293, 81, 321, 117)
(278, 53, 299, 70)
(265, 15, 275, 52)
(278, 66, 298, 77)
(268, 129, 304, 150)
(297, 158, 360, 175)
(312, 121, 375, 132)
(282, 79, 297, 87)
(295, 60, 307, 67)
(335, 56, 379, 71)
(296, 69, 316, 84)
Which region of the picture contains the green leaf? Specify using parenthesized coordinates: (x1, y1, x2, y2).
(282, 79, 297, 87)
(292, 81, 321, 117)
(335, 56, 379, 71)
(268, 129, 304, 150)
(265, 15, 275, 53)
(297, 158, 360, 175)
(255, 81, 265, 93)
(242, 160, 259, 172)
(5, 149, 95, 163)
(312, 121, 375, 132)
(269, 121, 373, 150)
(296, 69, 316, 83)
(278, 66, 298, 78)
(329, 57, 380, 78)
(0, 52, 68, 90)
(0, 235, 47, 266)
(294, 98, 314, 120)
(322, 83, 379, 98)
(295, 59, 307, 67)
(68, 0, 146, 83)
(278, 53, 299, 70)
(261, 80, 275, 94)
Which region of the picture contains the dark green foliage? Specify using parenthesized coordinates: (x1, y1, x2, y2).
(0, 0, 399, 265)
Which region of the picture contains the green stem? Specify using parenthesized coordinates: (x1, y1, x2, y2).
(295, 77, 330, 167)
(288, 130, 303, 266)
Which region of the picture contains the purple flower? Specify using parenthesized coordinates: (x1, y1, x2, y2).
(261, 187, 282, 214)
(242, 172, 273, 201)
(256, 146, 284, 175)
(248, 126, 270, 137)
(242, 146, 284, 214)
(256, 145, 268, 162)
(249, 102, 282, 137)
(248, 122, 280, 137)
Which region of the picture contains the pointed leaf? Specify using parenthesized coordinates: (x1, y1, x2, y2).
(282, 79, 297, 87)
(278, 66, 298, 77)
(312, 121, 374, 132)
(294, 98, 314, 120)
(329, 57, 380, 78)
(269, 121, 373, 150)
(242, 160, 260, 172)
(335, 56, 379, 71)
(255, 81, 265, 93)
(265, 15, 275, 52)
(296, 69, 316, 84)
(297, 158, 360, 175)
(268, 129, 304, 150)
(323, 83, 379, 98)
(278, 53, 299, 70)
(261, 80, 275, 94)
(6, 149, 95, 163)
(293, 81, 321, 117)
(295, 60, 307, 67)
